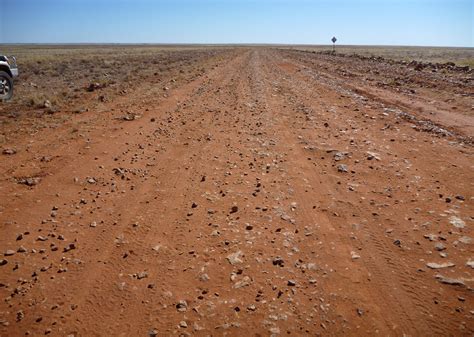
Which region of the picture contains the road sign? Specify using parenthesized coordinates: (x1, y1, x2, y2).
(331, 37, 337, 53)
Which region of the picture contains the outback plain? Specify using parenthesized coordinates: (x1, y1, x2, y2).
(0, 45, 473, 336)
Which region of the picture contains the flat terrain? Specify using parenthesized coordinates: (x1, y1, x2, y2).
(0, 46, 473, 336)
(283, 45, 474, 67)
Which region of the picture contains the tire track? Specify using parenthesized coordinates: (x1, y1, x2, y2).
(257, 49, 469, 336)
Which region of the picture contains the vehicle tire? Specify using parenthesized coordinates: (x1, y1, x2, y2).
(0, 71, 13, 101)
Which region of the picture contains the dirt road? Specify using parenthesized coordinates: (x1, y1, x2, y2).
(1, 48, 473, 336)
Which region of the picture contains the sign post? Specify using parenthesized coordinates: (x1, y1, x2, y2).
(331, 36, 337, 53)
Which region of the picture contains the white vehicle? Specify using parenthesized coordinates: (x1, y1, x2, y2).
(0, 55, 19, 101)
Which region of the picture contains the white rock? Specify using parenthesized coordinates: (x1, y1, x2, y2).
(234, 276, 252, 289)
(449, 216, 465, 229)
(350, 251, 360, 260)
(226, 251, 243, 265)
(426, 262, 455, 269)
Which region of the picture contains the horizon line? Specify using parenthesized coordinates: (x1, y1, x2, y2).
(1, 43, 473, 49)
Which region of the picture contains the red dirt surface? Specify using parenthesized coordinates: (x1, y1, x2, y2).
(1, 48, 473, 336)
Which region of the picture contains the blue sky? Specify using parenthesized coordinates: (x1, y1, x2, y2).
(0, 0, 472, 46)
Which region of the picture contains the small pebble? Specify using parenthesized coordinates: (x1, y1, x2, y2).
(4, 250, 15, 256)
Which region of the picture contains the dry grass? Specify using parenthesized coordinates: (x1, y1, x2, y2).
(5, 44, 471, 67)
(279, 45, 474, 67)
(0, 44, 231, 145)
(0, 44, 226, 111)
(0, 44, 226, 64)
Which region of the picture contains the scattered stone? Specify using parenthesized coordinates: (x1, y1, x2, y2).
(2, 148, 16, 155)
(280, 213, 294, 223)
(17, 177, 41, 186)
(466, 260, 474, 269)
(449, 216, 465, 229)
(43, 100, 52, 109)
(426, 262, 455, 269)
(230, 205, 239, 214)
(272, 257, 284, 267)
(435, 274, 465, 287)
(434, 243, 446, 251)
(366, 151, 381, 161)
(193, 322, 204, 331)
(337, 164, 348, 173)
(333, 152, 348, 161)
(40, 265, 51, 272)
(287, 280, 296, 286)
(424, 234, 437, 241)
(234, 276, 252, 289)
(120, 113, 140, 121)
(176, 300, 188, 312)
(17, 246, 27, 253)
(113, 168, 125, 176)
(393, 239, 401, 247)
(0, 259, 7, 266)
(350, 251, 360, 260)
(199, 273, 210, 282)
(227, 251, 243, 265)
(247, 304, 256, 311)
(269, 327, 280, 334)
(179, 321, 188, 328)
(4, 250, 15, 256)
(136, 271, 148, 279)
(458, 236, 471, 244)
(63, 243, 76, 252)
(87, 82, 104, 92)
(148, 329, 158, 337)
(16, 310, 24, 322)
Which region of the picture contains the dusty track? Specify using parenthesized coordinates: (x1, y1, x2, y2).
(1, 48, 473, 336)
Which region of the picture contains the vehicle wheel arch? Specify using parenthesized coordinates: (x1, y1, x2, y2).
(0, 65, 13, 78)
